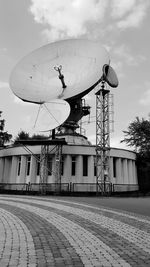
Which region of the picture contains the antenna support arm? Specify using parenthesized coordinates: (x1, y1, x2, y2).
(54, 65, 67, 89)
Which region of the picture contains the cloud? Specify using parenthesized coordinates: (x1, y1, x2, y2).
(29, 0, 149, 41)
(87, 133, 129, 149)
(29, 0, 108, 41)
(88, 134, 96, 145)
(110, 135, 129, 149)
(0, 48, 7, 55)
(13, 95, 36, 107)
(111, 0, 136, 19)
(113, 44, 146, 66)
(13, 96, 27, 105)
(117, 1, 149, 29)
(111, 61, 124, 79)
(107, 43, 146, 79)
(139, 82, 150, 106)
(0, 81, 9, 88)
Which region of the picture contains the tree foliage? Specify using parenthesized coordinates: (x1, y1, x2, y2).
(121, 116, 150, 155)
(0, 111, 12, 146)
(121, 116, 150, 192)
(14, 130, 48, 144)
(14, 130, 30, 143)
(31, 134, 48, 140)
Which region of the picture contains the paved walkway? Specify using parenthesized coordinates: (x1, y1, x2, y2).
(0, 195, 150, 266)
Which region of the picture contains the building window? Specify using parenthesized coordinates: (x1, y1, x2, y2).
(113, 157, 117, 178)
(127, 160, 130, 179)
(26, 156, 31, 176)
(17, 156, 21, 176)
(61, 156, 64, 176)
(72, 156, 76, 176)
(94, 156, 97, 176)
(36, 155, 40, 176)
(83, 155, 88, 176)
(121, 159, 124, 178)
(48, 155, 53, 175)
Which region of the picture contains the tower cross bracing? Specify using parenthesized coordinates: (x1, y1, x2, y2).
(96, 81, 111, 194)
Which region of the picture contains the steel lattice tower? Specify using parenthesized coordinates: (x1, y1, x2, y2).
(39, 145, 49, 193)
(39, 143, 63, 193)
(54, 144, 62, 192)
(96, 81, 110, 194)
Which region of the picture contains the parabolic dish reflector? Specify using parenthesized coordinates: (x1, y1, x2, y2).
(28, 99, 70, 132)
(103, 64, 119, 88)
(9, 39, 109, 103)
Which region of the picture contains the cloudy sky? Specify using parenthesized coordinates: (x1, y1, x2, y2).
(0, 0, 150, 149)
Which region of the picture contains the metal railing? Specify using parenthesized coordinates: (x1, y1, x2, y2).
(0, 182, 139, 194)
(112, 184, 139, 192)
(70, 183, 97, 192)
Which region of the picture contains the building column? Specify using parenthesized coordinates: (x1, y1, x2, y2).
(109, 157, 113, 183)
(128, 160, 133, 184)
(52, 155, 63, 183)
(10, 156, 18, 183)
(3, 158, 12, 183)
(132, 161, 138, 184)
(0, 158, 5, 183)
(29, 156, 37, 183)
(19, 156, 26, 184)
(88, 156, 94, 183)
(123, 159, 128, 184)
(132, 161, 135, 184)
(63, 155, 71, 183)
(76, 155, 82, 183)
(50, 156, 55, 183)
(116, 158, 122, 184)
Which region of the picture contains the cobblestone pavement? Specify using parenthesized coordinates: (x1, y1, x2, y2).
(0, 196, 150, 267)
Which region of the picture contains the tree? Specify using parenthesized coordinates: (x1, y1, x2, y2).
(31, 134, 48, 140)
(0, 111, 12, 146)
(14, 131, 48, 144)
(14, 130, 30, 144)
(121, 116, 150, 192)
(121, 116, 150, 155)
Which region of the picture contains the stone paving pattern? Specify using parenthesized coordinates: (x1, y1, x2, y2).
(0, 195, 150, 266)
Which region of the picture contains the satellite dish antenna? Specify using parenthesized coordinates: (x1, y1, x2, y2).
(103, 64, 119, 88)
(32, 99, 70, 132)
(9, 39, 109, 103)
(17, 99, 70, 133)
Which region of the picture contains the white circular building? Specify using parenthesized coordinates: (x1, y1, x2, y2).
(0, 134, 138, 194)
